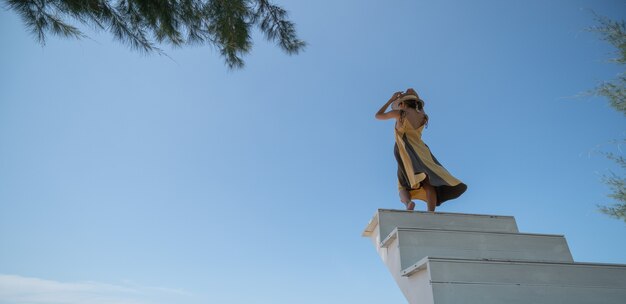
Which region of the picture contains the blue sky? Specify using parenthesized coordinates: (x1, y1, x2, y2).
(1, 0, 625, 303)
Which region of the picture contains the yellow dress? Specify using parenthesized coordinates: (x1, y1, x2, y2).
(394, 116, 467, 206)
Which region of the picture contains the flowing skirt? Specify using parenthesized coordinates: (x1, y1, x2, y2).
(394, 137, 467, 206)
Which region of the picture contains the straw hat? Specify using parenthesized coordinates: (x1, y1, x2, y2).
(398, 94, 424, 108)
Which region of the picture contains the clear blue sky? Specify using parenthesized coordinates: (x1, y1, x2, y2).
(1, 0, 625, 303)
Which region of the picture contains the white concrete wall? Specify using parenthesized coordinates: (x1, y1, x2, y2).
(366, 210, 519, 243)
(383, 231, 435, 304)
(363, 209, 626, 304)
(394, 228, 573, 270)
(426, 257, 626, 304)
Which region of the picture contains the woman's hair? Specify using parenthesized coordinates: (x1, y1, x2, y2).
(401, 98, 429, 128)
(403, 99, 418, 109)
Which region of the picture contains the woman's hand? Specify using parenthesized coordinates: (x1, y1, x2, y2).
(390, 91, 403, 101)
(376, 91, 404, 120)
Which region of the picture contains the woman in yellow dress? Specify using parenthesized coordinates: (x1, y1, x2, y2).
(375, 88, 467, 211)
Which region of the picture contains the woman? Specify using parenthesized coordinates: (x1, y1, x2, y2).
(375, 88, 467, 211)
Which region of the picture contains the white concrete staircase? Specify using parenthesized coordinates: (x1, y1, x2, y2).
(362, 209, 626, 304)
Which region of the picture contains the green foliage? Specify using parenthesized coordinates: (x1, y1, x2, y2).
(3, 0, 306, 68)
(597, 145, 626, 222)
(589, 15, 626, 116)
(589, 15, 626, 222)
(598, 173, 626, 221)
(589, 15, 626, 65)
(596, 75, 626, 116)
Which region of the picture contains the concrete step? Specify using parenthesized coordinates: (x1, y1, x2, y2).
(363, 209, 518, 248)
(383, 227, 573, 270)
(401, 257, 626, 304)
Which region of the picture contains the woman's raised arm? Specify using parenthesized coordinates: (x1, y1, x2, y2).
(375, 91, 403, 120)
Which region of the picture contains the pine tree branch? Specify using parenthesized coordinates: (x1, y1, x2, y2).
(595, 73, 626, 116)
(589, 12, 626, 65)
(4, 0, 306, 68)
(255, 0, 305, 54)
(598, 202, 626, 223)
(102, 0, 161, 54)
(204, 0, 251, 68)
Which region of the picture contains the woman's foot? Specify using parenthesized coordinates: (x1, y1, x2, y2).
(404, 201, 415, 211)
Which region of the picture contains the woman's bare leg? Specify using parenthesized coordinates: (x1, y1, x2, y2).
(422, 180, 438, 212)
(399, 189, 415, 210)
